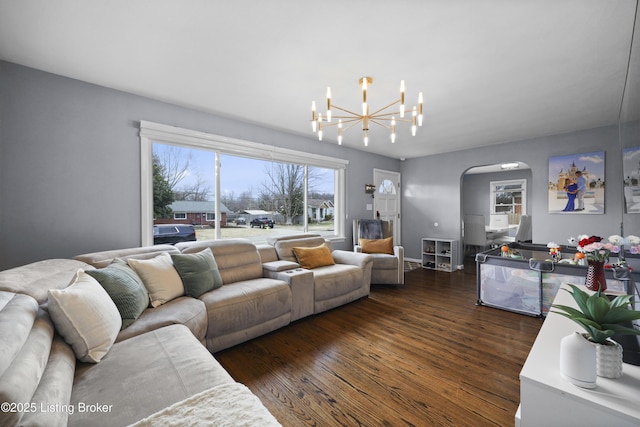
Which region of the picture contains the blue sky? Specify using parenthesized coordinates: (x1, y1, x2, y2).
(548, 151, 605, 184)
(153, 143, 334, 198)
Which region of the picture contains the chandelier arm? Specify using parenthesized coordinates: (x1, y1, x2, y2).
(341, 121, 362, 132)
(321, 118, 361, 128)
(369, 119, 392, 131)
(330, 115, 363, 122)
(371, 116, 412, 123)
(368, 99, 401, 117)
(330, 104, 363, 117)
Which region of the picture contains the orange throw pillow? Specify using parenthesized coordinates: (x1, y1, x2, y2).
(360, 237, 394, 255)
(291, 244, 335, 269)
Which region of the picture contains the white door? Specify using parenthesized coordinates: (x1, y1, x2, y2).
(373, 169, 401, 245)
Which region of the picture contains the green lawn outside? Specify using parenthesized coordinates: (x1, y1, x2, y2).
(195, 222, 335, 242)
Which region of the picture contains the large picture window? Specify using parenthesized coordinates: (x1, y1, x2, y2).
(140, 121, 347, 245)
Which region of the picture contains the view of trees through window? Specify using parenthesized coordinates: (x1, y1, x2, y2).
(152, 142, 336, 243)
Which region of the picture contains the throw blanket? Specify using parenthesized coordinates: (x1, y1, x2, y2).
(359, 219, 383, 240)
(128, 383, 282, 427)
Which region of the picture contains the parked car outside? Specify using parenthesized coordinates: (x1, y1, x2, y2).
(250, 217, 275, 229)
(235, 217, 246, 225)
(153, 224, 197, 245)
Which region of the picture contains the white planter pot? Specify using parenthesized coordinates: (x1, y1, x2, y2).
(596, 338, 624, 379)
(559, 332, 597, 388)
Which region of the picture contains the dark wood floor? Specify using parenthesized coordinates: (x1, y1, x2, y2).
(216, 261, 542, 426)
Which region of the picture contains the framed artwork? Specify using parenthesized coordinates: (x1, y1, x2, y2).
(623, 146, 640, 213)
(548, 151, 605, 214)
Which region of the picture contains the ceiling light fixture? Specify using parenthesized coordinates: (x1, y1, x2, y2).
(501, 162, 520, 170)
(311, 77, 423, 146)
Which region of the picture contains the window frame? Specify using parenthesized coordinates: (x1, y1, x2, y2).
(490, 179, 526, 215)
(140, 121, 348, 246)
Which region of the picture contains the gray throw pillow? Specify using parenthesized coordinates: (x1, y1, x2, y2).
(171, 248, 223, 298)
(86, 260, 149, 329)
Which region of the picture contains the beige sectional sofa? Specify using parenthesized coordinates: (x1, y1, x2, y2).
(0, 236, 372, 426)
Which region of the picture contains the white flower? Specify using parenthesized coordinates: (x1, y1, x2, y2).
(627, 235, 640, 245)
(568, 237, 577, 246)
(609, 235, 624, 245)
(547, 242, 559, 248)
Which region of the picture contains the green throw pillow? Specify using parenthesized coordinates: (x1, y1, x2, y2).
(86, 260, 149, 330)
(171, 248, 223, 298)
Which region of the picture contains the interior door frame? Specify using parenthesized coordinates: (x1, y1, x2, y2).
(373, 168, 401, 245)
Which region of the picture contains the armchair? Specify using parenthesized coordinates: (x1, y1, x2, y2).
(353, 219, 404, 285)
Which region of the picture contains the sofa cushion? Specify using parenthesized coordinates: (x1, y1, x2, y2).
(311, 264, 364, 301)
(360, 237, 394, 255)
(272, 236, 332, 263)
(171, 248, 223, 298)
(48, 270, 122, 363)
(70, 324, 235, 427)
(199, 278, 291, 350)
(85, 260, 149, 329)
(0, 291, 39, 375)
(73, 245, 180, 268)
(177, 239, 263, 284)
(292, 244, 335, 269)
(128, 253, 184, 307)
(0, 259, 91, 305)
(370, 253, 400, 269)
(115, 296, 208, 344)
(0, 291, 68, 427)
(18, 334, 76, 427)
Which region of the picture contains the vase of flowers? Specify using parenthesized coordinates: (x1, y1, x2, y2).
(568, 235, 640, 292)
(585, 259, 607, 291)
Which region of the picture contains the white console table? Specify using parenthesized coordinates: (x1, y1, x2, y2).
(517, 284, 640, 426)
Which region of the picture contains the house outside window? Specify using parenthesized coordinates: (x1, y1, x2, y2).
(174, 212, 186, 220)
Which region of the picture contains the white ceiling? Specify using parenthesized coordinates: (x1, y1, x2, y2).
(0, 0, 637, 159)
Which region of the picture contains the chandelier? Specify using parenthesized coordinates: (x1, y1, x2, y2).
(311, 77, 423, 146)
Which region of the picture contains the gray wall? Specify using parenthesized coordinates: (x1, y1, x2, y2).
(0, 61, 400, 270)
(401, 125, 624, 265)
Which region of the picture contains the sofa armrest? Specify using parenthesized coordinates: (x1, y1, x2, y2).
(270, 268, 314, 321)
(262, 260, 300, 273)
(331, 250, 373, 268)
(394, 245, 404, 262)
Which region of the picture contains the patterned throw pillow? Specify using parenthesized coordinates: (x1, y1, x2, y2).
(86, 260, 149, 329)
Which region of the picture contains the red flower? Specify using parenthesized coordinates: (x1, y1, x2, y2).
(578, 235, 602, 248)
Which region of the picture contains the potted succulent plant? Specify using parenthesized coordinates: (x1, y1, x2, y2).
(552, 284, 640, 381)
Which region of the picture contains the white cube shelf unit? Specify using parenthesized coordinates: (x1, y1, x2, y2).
(422, 238, 458, 272)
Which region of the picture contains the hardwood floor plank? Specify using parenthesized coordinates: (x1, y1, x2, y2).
(216, 263, 542, 426)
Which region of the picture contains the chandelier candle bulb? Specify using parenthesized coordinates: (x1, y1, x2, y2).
(391, 116, 396, 143)
(311, 101, 317, 131)
(317, 113, 323, 141)
(418, 92, 424, 126)
(411, 107, 417, 136)
(338, 120, 343, 145)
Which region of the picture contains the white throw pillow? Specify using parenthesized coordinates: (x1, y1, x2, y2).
(48, 269, 122, 363)
(127, 253, 184, 307)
